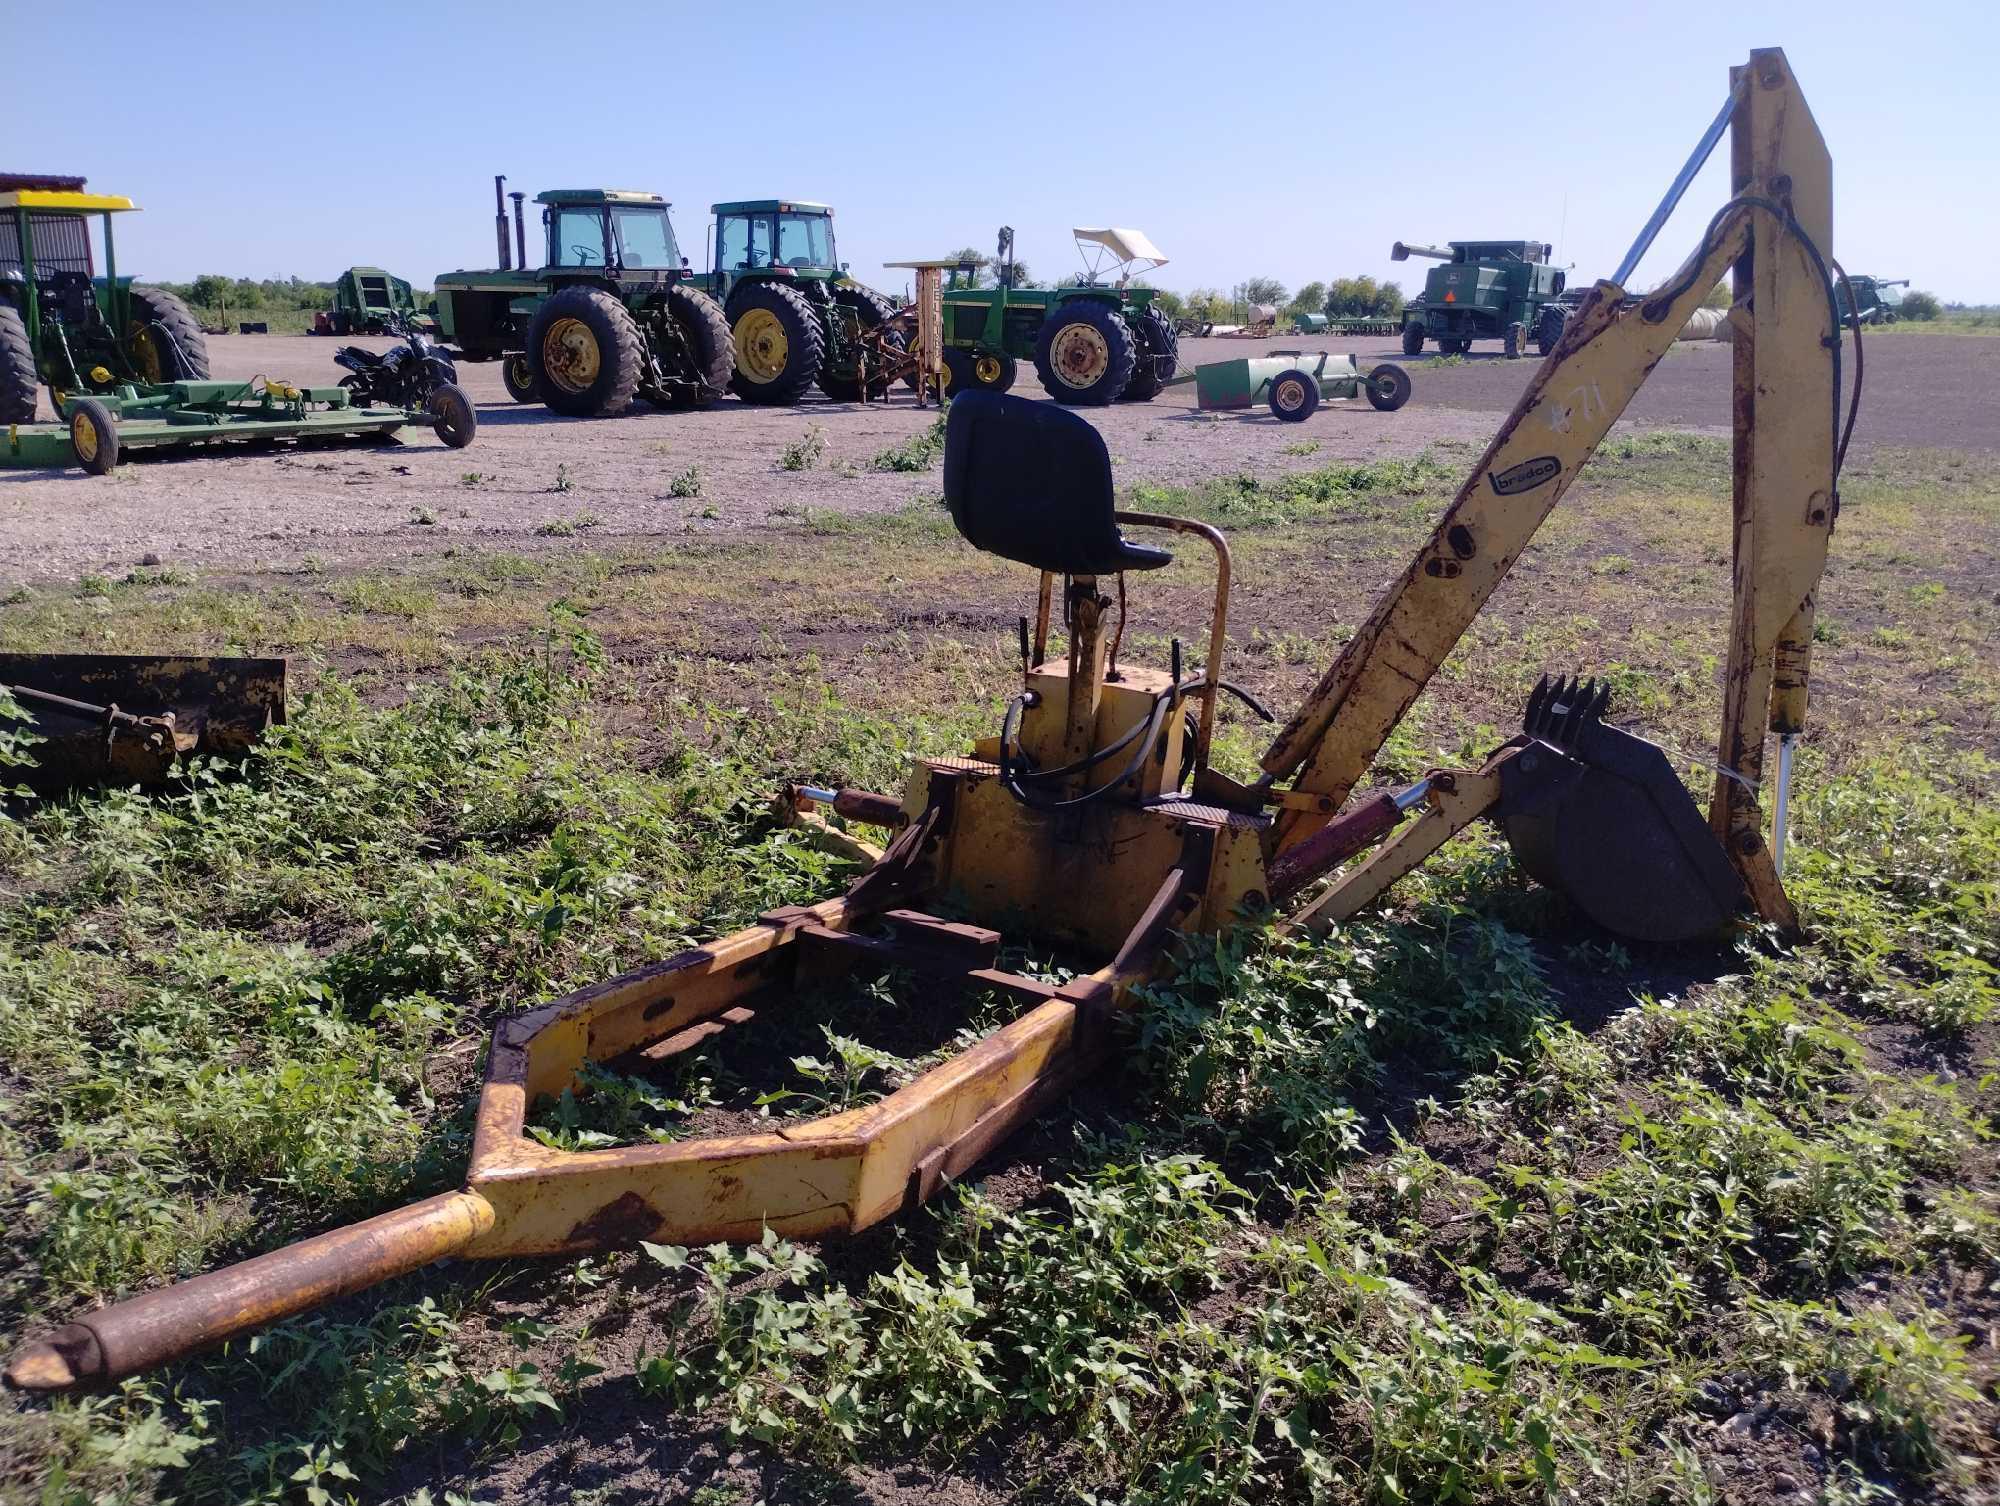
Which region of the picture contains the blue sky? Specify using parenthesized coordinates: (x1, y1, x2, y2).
(12, 0, 1993, 303)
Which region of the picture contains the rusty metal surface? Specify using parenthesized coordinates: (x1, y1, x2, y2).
(0, 653, 285, 791)
(3, 1192, 492, 1390)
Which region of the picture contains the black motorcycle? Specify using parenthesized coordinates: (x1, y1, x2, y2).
(332, 331, 477, 449)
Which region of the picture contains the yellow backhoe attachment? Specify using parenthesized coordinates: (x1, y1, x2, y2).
(6, 48, 1850, 1393)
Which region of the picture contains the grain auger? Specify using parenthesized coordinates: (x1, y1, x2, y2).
(7, 47, 1851, 1393)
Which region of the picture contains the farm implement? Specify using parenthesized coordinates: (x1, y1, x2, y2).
(0, 653, 285, 793)
(1168, 350, 1412, 421)
(8, 49, 1854, 1392)
(2, 376, 474, 475)
(0, 176, 472, 472)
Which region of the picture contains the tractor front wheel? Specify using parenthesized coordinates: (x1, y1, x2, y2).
(665, 285, 735, 408)
(1439, 337, 1471, 356)
(125, 287, 210, 382)
(527, 286, 643, 417)
(501, 353, 538, 403)
(943, 348, 1016, 397)
(0, 304, 36, 424)
(1033, 299, 1135, 406)
(728, 283, 823, 406)
(1401, 322, 1425, 357)
(69, 398, 119, 476)
(1503, 322, 1524, 360)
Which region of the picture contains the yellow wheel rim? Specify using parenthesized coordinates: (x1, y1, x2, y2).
(541, 317, 602, 394)
(73, 414, 99, 463)
(126, 322, 163, 383)
(734, 307, 790, 384)
(973, 354, 1004, 385)
(1050, 323, 1109, 388)
(1275, 377, 1309, 412)
(505, 354, 532, 389)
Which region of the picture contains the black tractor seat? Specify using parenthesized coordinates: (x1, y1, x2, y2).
(943, 393, 1172, 575)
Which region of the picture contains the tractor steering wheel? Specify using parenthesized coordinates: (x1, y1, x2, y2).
(570, 244, 600, 266)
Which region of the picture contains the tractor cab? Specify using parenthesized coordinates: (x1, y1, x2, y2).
(710, 200, 838, 285)
(536, 189, 687, 278)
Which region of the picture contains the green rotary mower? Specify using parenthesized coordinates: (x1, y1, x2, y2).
(432, 179, 733, 417)
(0, 175, 475, 474)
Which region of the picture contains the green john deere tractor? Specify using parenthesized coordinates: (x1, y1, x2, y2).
(688, 200, 903, 405)
(1392, 239, 1569, 359)
(936, 227, 1178, 405)
(0, 174, 210, 424)
(431, 180, 733, 417)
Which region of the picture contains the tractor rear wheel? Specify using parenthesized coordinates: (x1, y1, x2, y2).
(501, 353, 538, 403)
(1034, 299, 1135, 406)
(819, 286, 897, 402)
(527, 286, 643, 417)
(1122, 308, 1177, 401)
(664, 285, 734, 408)
(126, 287, 210, 382)
(728, 282, 823, 406)
(1401, 322, 1425, 356)
(0, 304, 36, 424)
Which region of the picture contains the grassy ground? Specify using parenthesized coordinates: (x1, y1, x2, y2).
(0, 433, 1995, 1504)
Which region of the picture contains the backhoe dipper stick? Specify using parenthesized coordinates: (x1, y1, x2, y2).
(1260, 210, 1749, 848)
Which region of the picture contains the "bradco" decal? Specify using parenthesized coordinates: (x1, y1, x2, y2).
(1489, 455, 1561, 496)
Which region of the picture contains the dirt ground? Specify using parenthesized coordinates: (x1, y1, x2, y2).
(5, 327, 1982, 585)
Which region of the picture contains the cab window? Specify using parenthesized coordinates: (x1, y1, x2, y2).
(551, 208, 607, 267)
(613, 208, 676, 269)
(718, 213, 774, 270)
(776, 213, 832, 269)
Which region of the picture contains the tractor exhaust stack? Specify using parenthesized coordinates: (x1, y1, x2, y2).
(511, 192, 528, 271)
(494, 175, 511, 271)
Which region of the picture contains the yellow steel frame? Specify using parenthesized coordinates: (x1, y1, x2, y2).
(7, 50, 1841, 1393)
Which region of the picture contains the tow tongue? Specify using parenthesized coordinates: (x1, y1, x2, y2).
(1499, 675, 1746, 943)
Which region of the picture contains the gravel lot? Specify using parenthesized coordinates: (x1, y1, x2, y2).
(0, 328, 1984, 584)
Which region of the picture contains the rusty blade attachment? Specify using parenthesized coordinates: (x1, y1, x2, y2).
(1500, 675, 1746, 942)
(0, 653, 286, 791)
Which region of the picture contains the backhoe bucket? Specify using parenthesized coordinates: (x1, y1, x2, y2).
(1500, 677, 1745, 942)
(0, 653, 286, 792)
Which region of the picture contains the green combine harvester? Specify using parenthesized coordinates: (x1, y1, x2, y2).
(1392, 239, 1569, 358)
(0, 174, 472, 474)
(432, 177, 732, 416)
(314, 267, 435, 336)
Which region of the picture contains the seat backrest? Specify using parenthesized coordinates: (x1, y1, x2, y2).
(942, 393, 1172, 574)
